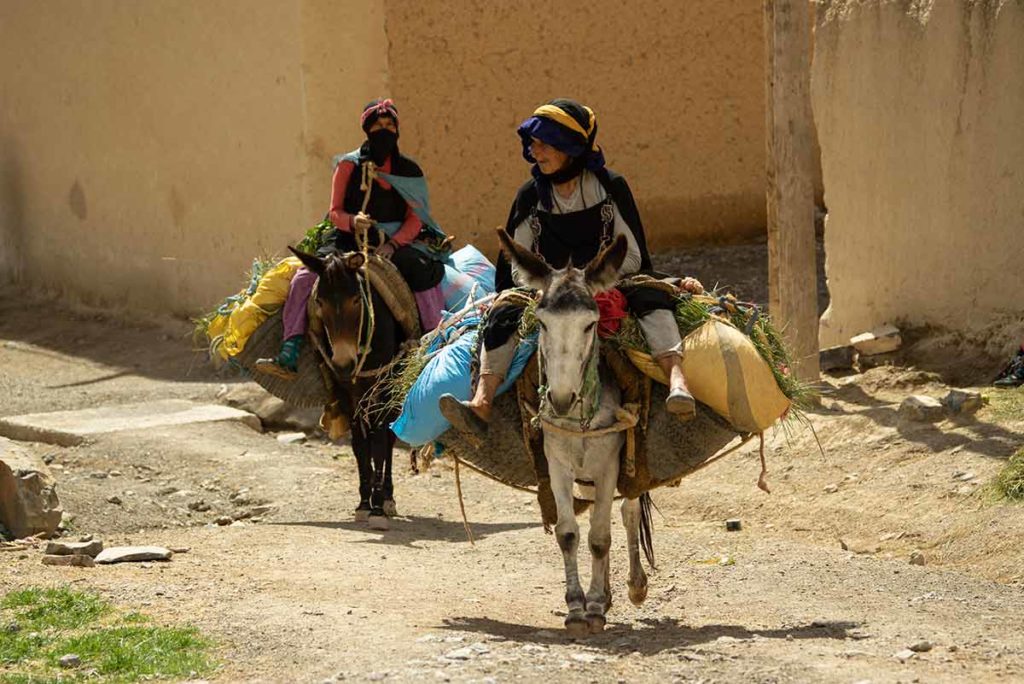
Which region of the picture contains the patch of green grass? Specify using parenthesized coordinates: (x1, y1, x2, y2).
(2, 588, 109, 631)
(984, 389, 1024, 424)
(0, 588, 215, 682)
(48, 625, 213, 680)
(993, 448, 1024, 502)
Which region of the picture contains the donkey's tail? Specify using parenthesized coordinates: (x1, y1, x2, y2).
(639, 492, 656, 569)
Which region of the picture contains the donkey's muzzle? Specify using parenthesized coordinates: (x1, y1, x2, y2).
(546, 389, 578, 417)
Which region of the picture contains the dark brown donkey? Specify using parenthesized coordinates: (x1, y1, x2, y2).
(289, 247, 408, 530)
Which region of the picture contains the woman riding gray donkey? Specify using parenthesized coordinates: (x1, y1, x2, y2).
(440, 98, 703, 441)
(256, 98, 447, 379)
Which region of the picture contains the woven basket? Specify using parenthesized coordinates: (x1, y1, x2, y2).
(437, 382, 743, 498)
(233, 310, 332, 409)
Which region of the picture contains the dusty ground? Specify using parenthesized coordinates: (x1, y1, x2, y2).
(2, 273, 1024, 683)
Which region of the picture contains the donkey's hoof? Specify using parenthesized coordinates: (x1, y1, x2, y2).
(382, 499, 398, 517)
(354, 505, 371, 523)
(368, 514, 390, 531)
(585, 613, 607, 634)
(564, 614, 590, 639)
(628, 582, 648, 606)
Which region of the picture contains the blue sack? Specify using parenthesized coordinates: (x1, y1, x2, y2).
(391, 318, 537, 447)
(440, 245, 495, 313)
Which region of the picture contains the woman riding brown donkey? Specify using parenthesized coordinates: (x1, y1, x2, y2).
(256, 99, 447, 380)
(265, 99, 449, 529)
(440, 98, 703, 443)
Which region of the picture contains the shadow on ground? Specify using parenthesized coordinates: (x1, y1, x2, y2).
(271, 516, 540, 547)
(440, 615, 859, 655)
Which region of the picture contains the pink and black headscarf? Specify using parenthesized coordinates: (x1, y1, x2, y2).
(360, 98, 400, 133)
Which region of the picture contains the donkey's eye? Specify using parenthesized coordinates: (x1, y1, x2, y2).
(584, 322, 597, 333)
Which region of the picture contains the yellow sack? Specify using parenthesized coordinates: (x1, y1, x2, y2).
(627, 319, 791, 432)
(209, 257, 303, 360)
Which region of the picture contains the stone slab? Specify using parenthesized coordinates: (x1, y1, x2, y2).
(0, 400, 261, 446)
(95, 546, 173, 564)
(42, 554, 95, 568)
(850, 324, 902, 356)
(46, 539, 104, 557)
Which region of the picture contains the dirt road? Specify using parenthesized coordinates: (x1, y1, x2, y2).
(2, 287, 1023, 683)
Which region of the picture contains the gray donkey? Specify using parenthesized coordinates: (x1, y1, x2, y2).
(498, 230, 654, 637)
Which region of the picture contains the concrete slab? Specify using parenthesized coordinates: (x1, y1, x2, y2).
(0, 400, 261, 446)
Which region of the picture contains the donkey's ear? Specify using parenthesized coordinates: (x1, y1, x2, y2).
(288, 246, 326, 276)
(496, 229, 551, 291)
(345, 252, 366, 270)
(584, 234, 628, 292)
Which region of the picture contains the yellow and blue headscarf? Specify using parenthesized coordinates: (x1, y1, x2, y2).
(518, 99, 606, 173)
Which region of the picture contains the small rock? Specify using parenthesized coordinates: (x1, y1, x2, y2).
(79, 534, 94, 542)
(106, 495, 122, 506)
(850, 324, 902, 356)
(156, 486, 179, 496)
(909, 551, 927, 566)
(725, 519, 742, 531)
(894, 648, 917, 661)
(94, 546, 173, 564)
(909, 640, 933, 653)
(824, 484, 840, 494)
(59, 654, 81, 668)
(188, 500, 211, 512)
(90, 472, 109, 479)
(943, 389, 984, 416)
(276, 432, 307, 445)
(42, 554, 95, 567)
(109, 470, 123, 477)
(46, 539, 104, 557)
(5, 622, 20, 633)
(169, 546, 191, 554)
(899, 395, 945, 423)
(952, 471, 976, 482)
(839, 538, 880, 555)
(42, 453, 56, 465)
(571, 652, 603, 663)
(215, 516, 233, 526)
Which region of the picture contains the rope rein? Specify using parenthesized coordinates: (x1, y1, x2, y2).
(349, 161, 378, 380)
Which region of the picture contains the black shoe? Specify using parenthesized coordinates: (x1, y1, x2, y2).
(439, 394, 488, 448)
(994, 351, 1024, 388)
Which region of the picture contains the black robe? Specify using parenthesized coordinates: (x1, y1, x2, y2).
(494, 168, 654, 293)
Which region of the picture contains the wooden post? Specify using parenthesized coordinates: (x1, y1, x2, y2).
(764, 0, 820, 382)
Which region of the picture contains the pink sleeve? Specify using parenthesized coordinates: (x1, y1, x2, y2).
(389, 203, 423, 247)
(328, 161, 356, 232)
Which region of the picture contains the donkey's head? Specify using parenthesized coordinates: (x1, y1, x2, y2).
(289, 247, 367, 371)
(497, 231, 628, 417)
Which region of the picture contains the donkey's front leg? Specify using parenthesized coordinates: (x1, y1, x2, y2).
(548, 456, 587, 637)
(584, 465, 618, 633)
